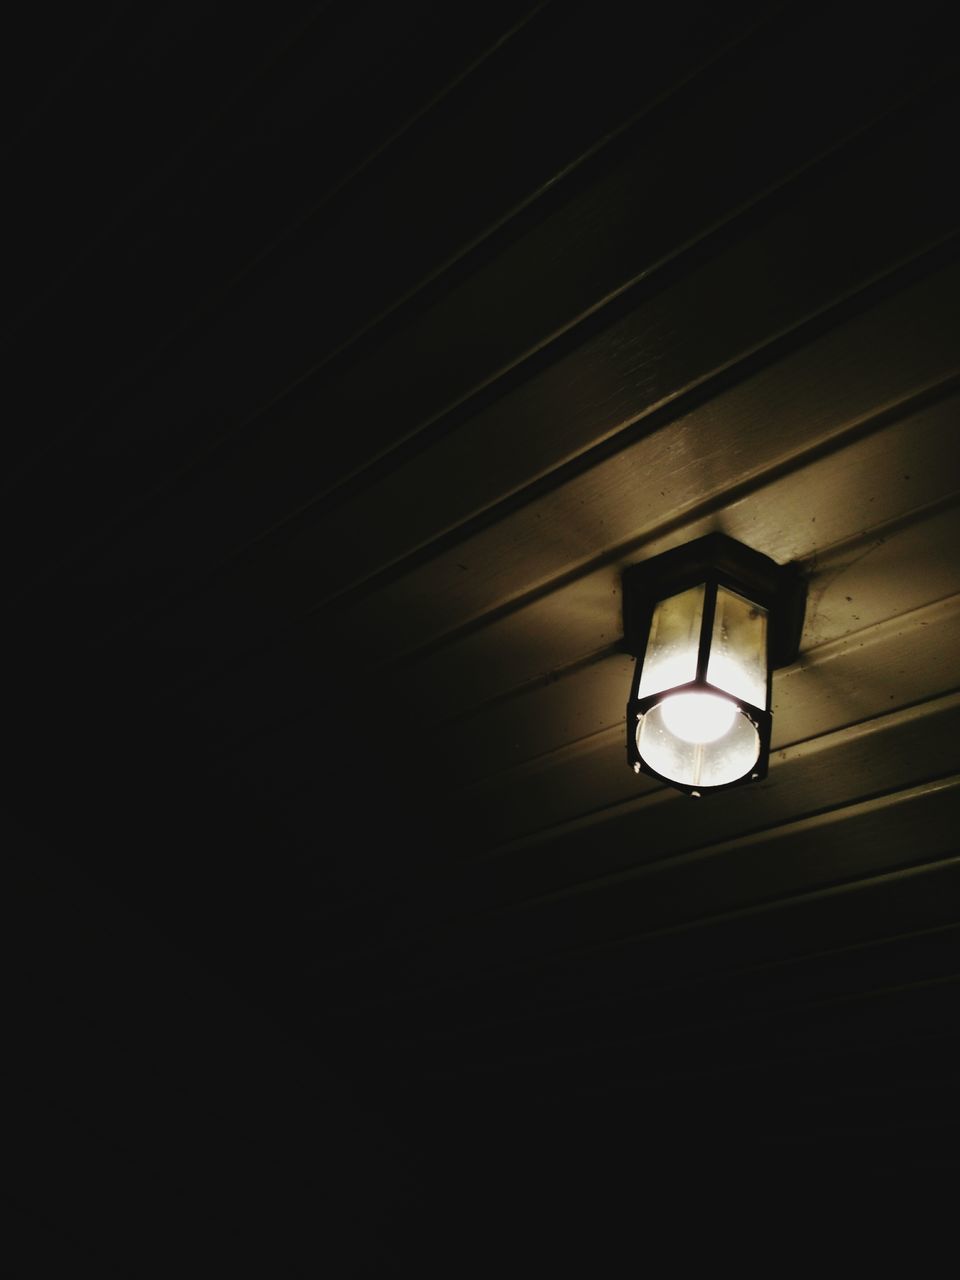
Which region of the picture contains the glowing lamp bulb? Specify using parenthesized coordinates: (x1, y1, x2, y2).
(660, 691, 736, 744)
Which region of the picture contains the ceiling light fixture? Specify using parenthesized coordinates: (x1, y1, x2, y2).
(622, 534, 805, 796)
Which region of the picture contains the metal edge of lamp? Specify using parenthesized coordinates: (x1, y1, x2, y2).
(621, 534, 806, 796)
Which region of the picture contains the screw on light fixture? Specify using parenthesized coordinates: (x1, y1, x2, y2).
(622, 534, 805, 796)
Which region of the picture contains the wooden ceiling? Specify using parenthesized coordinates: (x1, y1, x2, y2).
(7, 0, 960, 1268)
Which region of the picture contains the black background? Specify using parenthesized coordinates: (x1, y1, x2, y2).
(6, 2, 960, 1272)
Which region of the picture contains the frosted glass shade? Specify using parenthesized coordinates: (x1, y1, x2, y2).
(707, 587, 768, 706)
(637, 585, 705, 697)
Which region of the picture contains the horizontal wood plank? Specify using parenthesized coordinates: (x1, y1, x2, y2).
(436, 505, 960, 779)
(394, 385, 960, 727)
(381, 775, 960, 992)
(51, 84, 960, 666)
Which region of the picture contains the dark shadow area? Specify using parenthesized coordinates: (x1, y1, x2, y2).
(6, 2, 960, 1271)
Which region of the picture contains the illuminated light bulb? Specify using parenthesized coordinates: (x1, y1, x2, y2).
(660, 691, 736, 744)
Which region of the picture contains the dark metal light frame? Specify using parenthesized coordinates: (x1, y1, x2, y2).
(622, 534, 806, 795)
